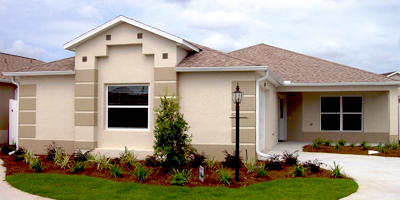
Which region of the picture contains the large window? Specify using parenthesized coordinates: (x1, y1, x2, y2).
(320, 96, 362, 131)
(107, 85, 149, 129)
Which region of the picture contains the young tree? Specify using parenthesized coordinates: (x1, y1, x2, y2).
(153, 87, 191, 169)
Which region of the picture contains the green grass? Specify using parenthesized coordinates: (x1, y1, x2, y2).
(6, 173, 357, 200)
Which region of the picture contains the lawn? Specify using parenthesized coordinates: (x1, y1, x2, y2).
(7, 173, 358, 200)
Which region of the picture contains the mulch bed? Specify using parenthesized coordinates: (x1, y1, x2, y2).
(303, 145, 400, 157)
(0, 151, 343, 188)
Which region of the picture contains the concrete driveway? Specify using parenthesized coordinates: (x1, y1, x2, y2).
(266, 142, 400, 200)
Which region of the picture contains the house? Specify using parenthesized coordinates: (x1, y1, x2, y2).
(0, 53, 44, 144)
(3, 16, 399, 160)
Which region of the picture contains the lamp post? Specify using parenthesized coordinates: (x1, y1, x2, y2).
(232, 83, 243, 182)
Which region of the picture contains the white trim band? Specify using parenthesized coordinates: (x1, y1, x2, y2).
(3, 70, 75, 77)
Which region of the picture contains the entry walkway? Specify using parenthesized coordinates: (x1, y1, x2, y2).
(266, 141, 400, 200)
(0, 159, 52, 200)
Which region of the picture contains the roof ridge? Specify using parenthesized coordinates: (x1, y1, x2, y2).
(0, 52, 44, 62)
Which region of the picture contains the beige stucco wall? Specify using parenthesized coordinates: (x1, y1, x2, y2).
(0, 83, 15, 143)
(96, 44, 155, 150)
(301, 91, 392, 142)
(179, 71, 258, 159)
(262, 80, 279, 150)
(19, 76, 75, 141)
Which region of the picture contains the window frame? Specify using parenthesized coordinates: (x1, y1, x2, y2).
(106, 84, 150, 130)
(320, 95, 363, 132)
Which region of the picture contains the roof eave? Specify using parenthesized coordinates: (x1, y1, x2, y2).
(3, 70, 75, 77)
(281, 82, 400, 86)
(63, 16, 199, 52)
(0, 79, 12, 83)
(175, 66, 269, 72)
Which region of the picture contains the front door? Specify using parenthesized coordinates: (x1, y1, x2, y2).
(278, 95, 287, 141)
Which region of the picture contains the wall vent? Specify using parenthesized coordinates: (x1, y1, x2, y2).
(82, 56, 87, 62)
(162, 53, 168, 59)
(106, 35, 111, 40)
(137, 33, 143, 39)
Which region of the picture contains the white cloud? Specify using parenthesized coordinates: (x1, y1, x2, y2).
(203, 33, 241, 52)
(2, 40, 47, 58)
(76, 6, 102, 20)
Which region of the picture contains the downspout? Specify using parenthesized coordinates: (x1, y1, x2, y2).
(256, 71, 271, 158)
(10, 76, 19, 149)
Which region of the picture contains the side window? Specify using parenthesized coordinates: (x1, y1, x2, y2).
(107, 85, 149, 129)
(320, 96, 362, 131)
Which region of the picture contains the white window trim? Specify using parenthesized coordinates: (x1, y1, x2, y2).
(106, 84, 150, 130)
(320, 95, 363, 132)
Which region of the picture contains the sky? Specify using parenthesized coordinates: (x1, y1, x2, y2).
(0, 0, 399, 74)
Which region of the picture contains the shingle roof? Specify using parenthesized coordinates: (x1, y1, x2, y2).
(177, 43, 257, 67)
(0, 52, 45, 80)
(227, 43, 394, 83)
(10, 57, 75, 72)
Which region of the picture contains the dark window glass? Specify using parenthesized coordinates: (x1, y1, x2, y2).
(321, 97, 340, 112)
(343, 97, 362, 113)
(108, 86, 148, 105)
(108, 108, 148, 128)
(343, 114, 362, 131)
(321, 114, 340, 131)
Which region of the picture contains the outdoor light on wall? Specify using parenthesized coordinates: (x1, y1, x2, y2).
(232, 83, 243, 182)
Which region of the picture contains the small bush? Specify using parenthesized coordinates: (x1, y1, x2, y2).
(70, 161, 86, 173)
(338, 139, 346, 146)
(109, 164, 124, 178)
(30, 157, 43, 172)
(360, 140, 368, 147)
(282, 150, 299, 166)
(313, 137, 324, 145)
(292, 165, 307, 177)
(144, 155, 161, 167)
(189, 151, 206, 168)
(391, 141, 399, 150)
(23, 149, 34, 164)
(254, 162, 268, 177)
(119, 150, 138, 167)
(74, 149, 92, 162)
(265, 154, 282, 170)
(88, 152, 111, 171)
(222, 149, 243, 168)
(331, 161, 344, 178)
(203, 153, 217, 169)
(324, 139, 333, 146)
(349, 142, 357, 148)
(312, 140, 319, 149)
(13, 148, 26, 161)
(361, 141, 371, 150)
(244, 157, 257, 173)
(303, 159, 324, 173)
(55, 155, 70, 169)
(376, 143, 387, 154)
(1, 146, 12, 155)
(215, 164, 234, 185)
(53, 147, 64, 164)
(335, 143, 341, 150)
(133, 163, 152, 183)
(169, 168, 192, 186)
(45, 141, 62, 161)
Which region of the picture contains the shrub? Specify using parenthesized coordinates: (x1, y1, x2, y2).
(1, 145, 12, 155)
(335, 143, 341, 150)
(361, 141, 371, 150)
(109, 164, 124, 178)
(70, 161, 86, 173)
(303, 159, 324, 173)
(144, 155, 160, 167)
(55, 155, 70, 169)
(133, 163, 152, 183)
(222, 149, 243, 168)
(292, 165, 307, 177)
(215, 164, 234, 185)
(53, 147, 64, 164)
(312, 140, 319, 149)
(13, 148, 26, 162)
(169, 168, 192, 186)
(153, 88, 192, 170)
(30, 157, 43, 172)
(323, 139, 333, 146)
(244, 157, 257, 173)
(360, 140, 368, 147)
(376, 143, 387, 154)
(88, 152, 111, 171)
(254, 162, 268, 177)
(74, 149, 92, 162)
(204, 153, 217, 169)
(331, 161, 344, 178)
(349, 142, 357, 148)
(119, 150, 138, 167)
(189, 151, 206, 168)
(45, 141, 62, 161)
(338, 139, 346, 146)
(265, 154, 282, 170)
(391, 141, 399, 150)
(282, 150, 299, 166)
(23, 149, 34, 164)
(313, 137, 324, 145)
